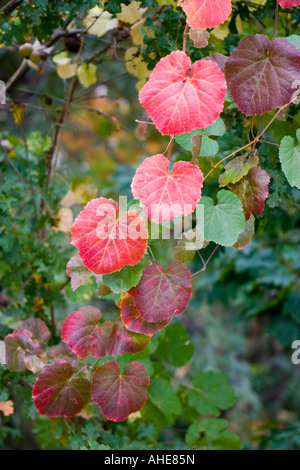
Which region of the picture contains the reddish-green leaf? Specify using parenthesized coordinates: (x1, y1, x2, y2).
(71, 198, 148, 275)
(130, 261, 192, 322)
(91, 360, 150, 422)
(225, 35, 300, 116)
(219, 155, 259, 187)
(139, 51, 226, 135)
(62, 307, 150, 358)
(233, 214, 255, 250)
(131, 154, 203, 223)
(121, 294, 170, 336)
(229, 167, 270, 220)
(32, 361, 90, 418)
(19, 318, 51, 344)
(5, 329, 47, 374)
(62, 306, 103, 359)
(179, 0, 232, 30)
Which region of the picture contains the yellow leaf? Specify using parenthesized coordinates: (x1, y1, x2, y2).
(211, 22, 230, 40)
(54, 207, 73, 234)
(10, 100, 26, 125)
(125, 47, 150, 81)
(117, 2, 147, 24)
(84, 7, 118, 37)
(57, 63, 78, 80)
(77, 63, 97, 88)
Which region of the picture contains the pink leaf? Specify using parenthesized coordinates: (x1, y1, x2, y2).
(62, 306, 150, 359)
(62, 306, 103, 359)
(19, 318, 51, 344)
(139, 51, 227, 135)
(190, 29, 210, 49)
(278, 0, 300, 7)
(229, 167, 270, 220)
(130, 261, 192, 322)
(32, 361, 90, 418)
(131, 154, 203, 223)
(121, 294, 170, 335)
(91, 360, 150, 422)
(225, 34, 300, 116)
(71, 198, 148, 275)
(179, 0, 232, 30)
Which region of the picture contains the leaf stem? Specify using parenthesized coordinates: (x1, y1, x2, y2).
(182, 24, 189, 53)
(274, 1, 279, 40)
(192, 245, 220, 277)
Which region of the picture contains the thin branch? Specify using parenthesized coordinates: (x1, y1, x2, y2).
(0, 0, 22, 15)
(182, 24, 189, 53)
(192, 245, 220, 277)
(204, 103, 290, 181)
(274, 1, 279, 40)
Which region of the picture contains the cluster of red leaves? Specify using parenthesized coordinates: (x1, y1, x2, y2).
(8, 0, 300, 423)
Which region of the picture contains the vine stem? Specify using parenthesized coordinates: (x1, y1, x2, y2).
(204, 103, 289, 181)
(274, 1, 279, 40)
(192, 245, 220, 277)
(182, 24, 189, 53)
(165, 135, 174, 160)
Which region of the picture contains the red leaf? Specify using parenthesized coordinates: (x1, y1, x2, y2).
(91, 360, 150, 422)
(71, 198, 148, 275)
(19, 318, 51, 344)
(121, 294, 170, 335)
(278, 0, 300, 7)
(5, 329, 47, 374)
(179, 0, 232, 30)
(62, 306, 103, 359)
(131, 154, 203, 223)
(32, 361, 90, 418)
(225, 34, 300, 116)
(229, 167, 270, 220)
(100, 320, 150, 356)
(130, 261, 192, 322)
(62, 306, 150, 359)
(49, 342, 80, 367)
(139, 51, 226, 135)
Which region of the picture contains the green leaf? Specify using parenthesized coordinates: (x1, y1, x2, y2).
(198, 190, 245, 246)
(156, 323, 194, 367)
(102, 254, 151, 294)
(279, 130, 300, 189)
(285, 35, 300, 52)
(188, 371, 236, 417)
(27, 132, 51, 156)
(175, 118, 225, 156)
(185, 418, 242, 450)
(141, 378, 182, 428)
(219, 154, 258, 187)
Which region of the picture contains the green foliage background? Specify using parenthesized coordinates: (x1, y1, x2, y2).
(0, 0, 300, 450)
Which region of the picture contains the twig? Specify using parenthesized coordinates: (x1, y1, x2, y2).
(182, 24, 189, 53)
(204, 103, 290, 181)
(274, 0, 279, 40)
(147, 246, 156, 263)
(192, 245, 220, 277)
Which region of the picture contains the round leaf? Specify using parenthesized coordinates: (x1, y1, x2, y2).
(179, 0, 232, 30)
(131, 154, 203, 223)
(71, 198, 148, 275)
(91, 360, 150, 422)
(32, 361, 90, 417)
(199, 190, 245, 246)
(225, 35, 300, 116)
(139, 51, 227, 135)
(130, 261, 192, 322)
(279, 130, 300, 189)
